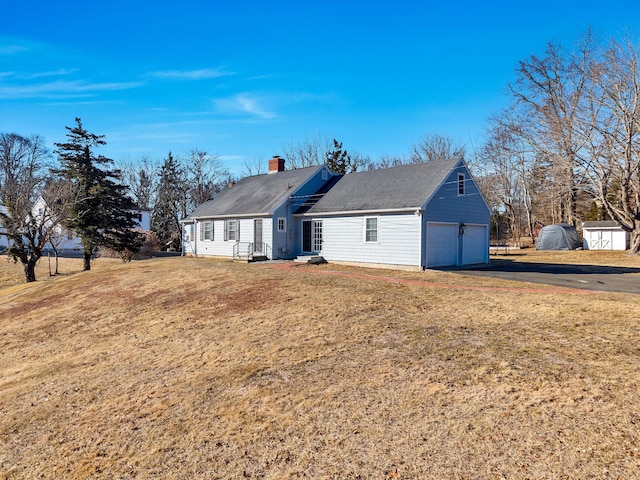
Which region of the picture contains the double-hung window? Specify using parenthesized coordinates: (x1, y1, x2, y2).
(277, 217, 286, 232)
(225, 219, 239, 241)
(200, 221, 213, 241)
(365, 217, 378, 243)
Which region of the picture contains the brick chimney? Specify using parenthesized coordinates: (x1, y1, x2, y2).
(268, 155, 285, 174)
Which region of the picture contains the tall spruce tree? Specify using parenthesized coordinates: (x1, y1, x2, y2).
(152, 152, 185, 251)
(55, 118, 143, 271)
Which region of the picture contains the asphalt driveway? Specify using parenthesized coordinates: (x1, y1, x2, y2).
(449, 257, 640, 294)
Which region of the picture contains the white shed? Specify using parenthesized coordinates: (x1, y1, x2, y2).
(582, 221, 629, 250)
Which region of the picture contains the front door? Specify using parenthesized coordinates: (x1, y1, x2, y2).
(254, 219, 263, 253)
(302, 220, 322, 253)
(302, 220, 312, 253)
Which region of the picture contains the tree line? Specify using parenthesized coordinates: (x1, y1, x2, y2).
(1, 119, 145, 282)
(0, 119, 232, 283)
(476, 30, 640, 254)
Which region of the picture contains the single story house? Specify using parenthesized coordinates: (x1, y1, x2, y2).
(180, 157, 338, 260)
(181, 156, 490, 270)
(582, 220, 630, 250)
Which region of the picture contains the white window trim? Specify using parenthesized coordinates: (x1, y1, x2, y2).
(364, 216, 379, 243)
(458, 173, 465, 196)
(277, 217, 287, 232)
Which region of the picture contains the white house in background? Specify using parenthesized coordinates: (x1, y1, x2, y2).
(181, 156, 491, 270)
(0, 203, 8, 250)
(0, 198, 151, 253)
(582, 220, 630, 250)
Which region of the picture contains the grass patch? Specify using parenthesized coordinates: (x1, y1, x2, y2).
(1, 252, 639, 478)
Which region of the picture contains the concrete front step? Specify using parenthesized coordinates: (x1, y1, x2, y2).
(233, 255, 269, 263)
(294, 255, 326, 264)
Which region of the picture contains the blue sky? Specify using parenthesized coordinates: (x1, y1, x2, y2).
(1, 1, 638, 175)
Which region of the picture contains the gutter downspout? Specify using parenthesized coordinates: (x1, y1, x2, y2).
(193, 220, 198, 257)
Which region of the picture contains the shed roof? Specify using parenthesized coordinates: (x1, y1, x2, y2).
(183, 165, 324, 220)
(302, 158, 463, 214)
(582, 220, 624, 229)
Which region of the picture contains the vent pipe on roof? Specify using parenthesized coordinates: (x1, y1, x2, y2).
(268, 155, 285, 174)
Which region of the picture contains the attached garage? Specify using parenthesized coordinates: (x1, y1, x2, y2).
(461, 224, 489, 265)
(426, 222, 489, 268)
(426, 222, 458, 267)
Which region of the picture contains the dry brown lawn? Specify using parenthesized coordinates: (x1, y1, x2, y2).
(1, 252, 639, 479)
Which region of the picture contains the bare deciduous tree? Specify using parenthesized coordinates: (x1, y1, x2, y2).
(373, 154, 405, 169)
(0, 133, 66, 282)
(242, 156, 265, 177)
(185, 149, 229, 209)
(580, 37, 640, 253)
(121, 156, 158, 211)
(507, 32, 595, 226)
(480, 115, 538, 244)
(282, 133, 332, 169)
(410, 133, 466, 163)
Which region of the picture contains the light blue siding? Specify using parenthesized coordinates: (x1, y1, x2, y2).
(423, 165, 490, 225)
(271, 166, 334, 259)
(271, 203, 295, 259)
(317, 214, 422, 266)
(185, 166, 333, 259)
(421, 165, 490, 267)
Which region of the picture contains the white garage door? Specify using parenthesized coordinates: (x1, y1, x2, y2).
(461, 224, 488, 265)
(426, 223, 458, 267)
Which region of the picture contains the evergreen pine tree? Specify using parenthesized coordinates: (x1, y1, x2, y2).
(151, 152, 185, 251)
(55, 118, 143, 270)
(325, 139, 354, 175)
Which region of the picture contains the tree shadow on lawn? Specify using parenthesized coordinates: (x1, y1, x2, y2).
(481, 258, 640, 275)
(442, 258, 640, 294)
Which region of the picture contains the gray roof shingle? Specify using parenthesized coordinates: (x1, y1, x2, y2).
(582, 220, 624, 229)
(303, 158, 462, 214)
(183, 165, 323, 220)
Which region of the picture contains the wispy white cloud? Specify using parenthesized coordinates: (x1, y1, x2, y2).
(150, 68, 232, 80)
(0, 44, 29, 56)
(0, 79, 143, 99)
(27, 68, 78, 79)
(214, 94, 276, 119)
(0, 69, 78, 81)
